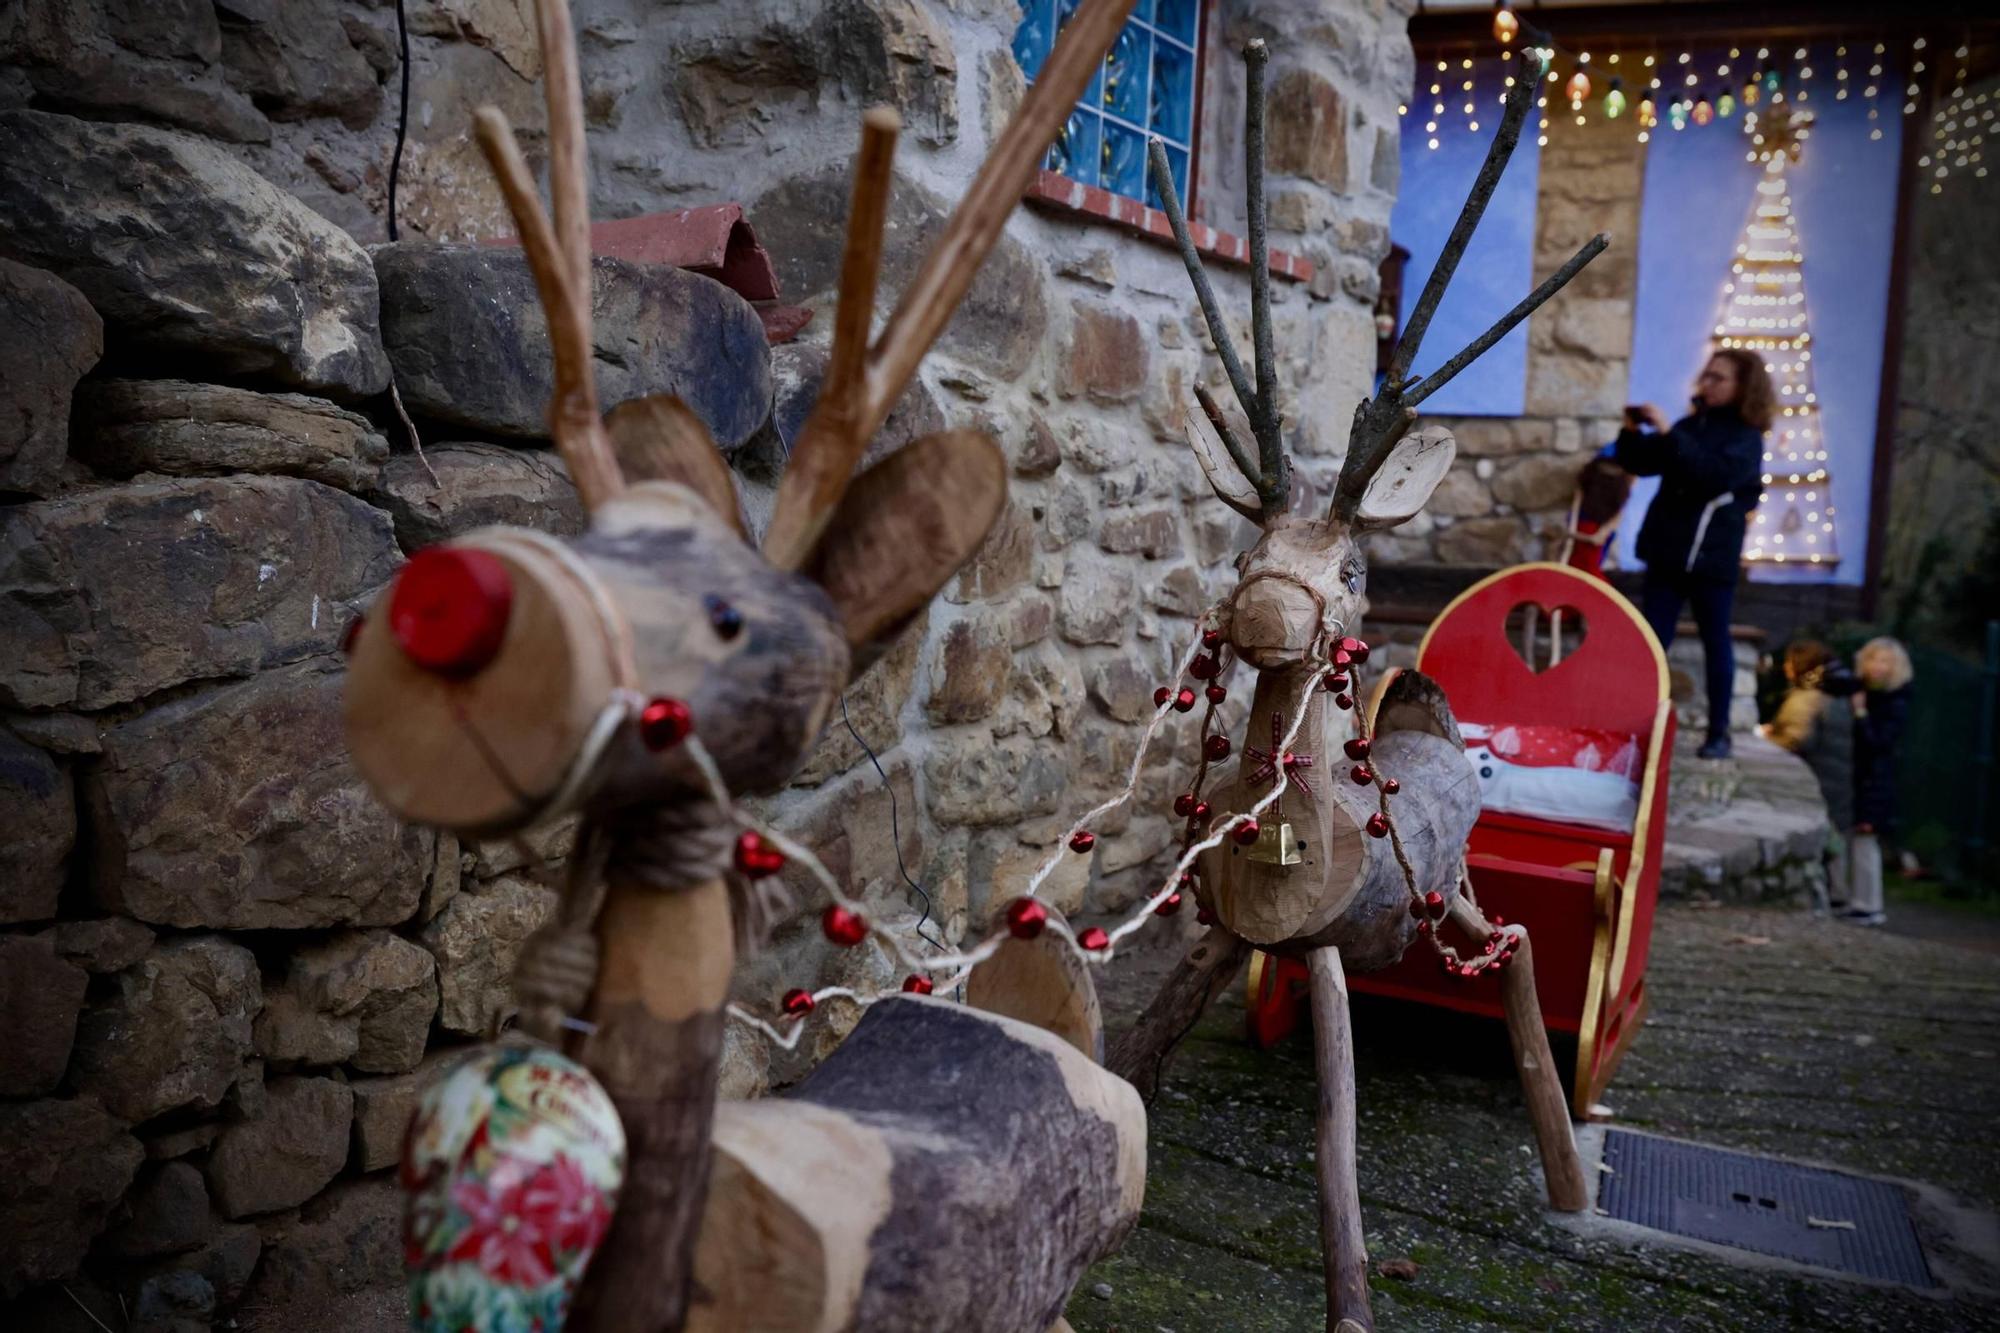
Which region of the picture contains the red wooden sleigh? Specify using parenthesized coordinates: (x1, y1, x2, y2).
(1248, 562, 1674, 1117)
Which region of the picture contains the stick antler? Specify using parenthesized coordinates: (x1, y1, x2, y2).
(1332, 61, 1608, 522)
(1148, 39, 1290, 522)
(762, 0, 1144, 569)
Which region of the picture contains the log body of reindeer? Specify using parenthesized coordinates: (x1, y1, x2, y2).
(342, 3, 1149, 1332)
(1108, 38, 1601, 1333)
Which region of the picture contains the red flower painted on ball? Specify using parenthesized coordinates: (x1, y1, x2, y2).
(821, 905, 868, 947)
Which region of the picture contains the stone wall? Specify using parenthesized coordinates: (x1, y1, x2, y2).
(1366, 104, 1645, 573)
(0, 0, 1415, 1320)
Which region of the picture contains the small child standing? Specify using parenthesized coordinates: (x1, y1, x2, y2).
(1818, 637, 1915, 926)
(1762, 640, 1852, 914)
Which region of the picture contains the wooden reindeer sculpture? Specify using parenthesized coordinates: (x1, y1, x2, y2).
(1105, 41, 1608, 1333)
(342, 2, 1149, 1330)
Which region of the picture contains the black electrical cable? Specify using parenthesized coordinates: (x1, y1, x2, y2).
(840, 694, 946, 957)
(388, 0, 411, 241)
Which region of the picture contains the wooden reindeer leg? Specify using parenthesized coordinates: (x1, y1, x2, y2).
(1446, 896, 1588, 1212)
(1106, 927, 1251, 1099)
(763, 107, 901, 569)
(1307, 946, 1372, 1333)
(571, 872, 736, 1333)
(472, 107, 624, 512)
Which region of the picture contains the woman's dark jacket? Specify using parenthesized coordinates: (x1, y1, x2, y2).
(1613, 402, 1764, 581)
(1821, 667, 1911, 832)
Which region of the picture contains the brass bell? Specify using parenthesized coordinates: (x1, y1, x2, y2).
(1246, 820, 1303, 866)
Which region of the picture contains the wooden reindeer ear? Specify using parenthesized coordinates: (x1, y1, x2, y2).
(1185, 401, 1262, 523)
(603, 395, 747, 539)
(1351, 425, 1456, 531)
(804, 430, 1006, 675)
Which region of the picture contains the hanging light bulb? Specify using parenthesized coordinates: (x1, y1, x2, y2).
(1693, 91, 1714, 126)
(1492, 1, 1519, 44)
(1743, 73, 1762, 107)
(1604, 77, 1627, 119)
(1764, 66, 1783, 94)
(1668, 95, 1689, 130)
(1638, 95, 1657, 128)
(1717, 88, 1737, 118)
(1567, 67, 1592, 102)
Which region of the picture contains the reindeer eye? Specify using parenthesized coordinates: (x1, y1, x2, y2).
(703, 593, 744, 641)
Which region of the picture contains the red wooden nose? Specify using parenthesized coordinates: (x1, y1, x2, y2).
(388, 547, 514, 676)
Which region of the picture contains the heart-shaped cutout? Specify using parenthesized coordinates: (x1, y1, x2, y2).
(403, 1046, 625, 1331)
(1503, 601, 1589, 674)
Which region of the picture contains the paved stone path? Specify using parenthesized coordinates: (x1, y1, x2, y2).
(1072, 904, 2000, 1332)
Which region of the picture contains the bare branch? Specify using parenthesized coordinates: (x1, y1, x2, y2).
(1147, 139, 1262, 478)
(1406, 233, 1610, 408)
(1385, 69, 1537, 385)
(1242, 39, 1286, 508)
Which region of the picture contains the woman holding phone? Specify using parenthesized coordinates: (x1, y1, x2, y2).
(1614, 348, 1771, 760)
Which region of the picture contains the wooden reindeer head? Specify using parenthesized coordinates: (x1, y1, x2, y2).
(1150, 43, 1606, 964)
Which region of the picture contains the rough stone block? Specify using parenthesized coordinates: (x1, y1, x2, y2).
(949, 500, 1035, 603)
(75, 380, 389, 494)
(0, 1097, 142, 1297)
(1434, 515, 1527, 566)
(1266, 69, 1349, 190)
(0, 110, 388, 396)
(1097, 508, 1183, 560)
(206, 1076, 352, 1218)
(1427, 466, 1494, 518)
(243, 1175, 400, 1307)
(0, 259, 101, 496)
(70, 935, 260, 1123)
(0, 932, 87, 1096)
(791, 614, 924, 785)
(1058, 561, 1137, 645)
(924, 736, 1066, 826)
(773, 757, 925, 906)
(40, 916, 155, 973)
(375, 243, 771, 450)
(103, 1161, 212, 1258)
(371, 441, 584, 550)
(1062, 301, 1148, 403)
(255, 988, 360, 1068)
(0, 730, 72, 923)
(290, 930, 439, 1074)
(86, 659, 434, 930)
(925, 613, 1013, 725)
(1492, 453, 1582, 512)
(348, 1064, 436, 1173)
(420, 877, 558, 1036)
(217, 0, 381, 128)
(0, 475, 398, 711)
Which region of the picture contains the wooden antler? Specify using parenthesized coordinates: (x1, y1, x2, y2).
(472, 0, 624, 512)
(763, 0, 1142, 569)
(1331, 68, 1608, 522)
(1147, 39, 1289, 522)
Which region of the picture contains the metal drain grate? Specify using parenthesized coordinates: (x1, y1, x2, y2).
(1598, 1129, 1935, 1286)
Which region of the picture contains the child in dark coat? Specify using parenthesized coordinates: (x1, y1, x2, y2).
(1816, 637, 1915, 925)
(1763, 639, 1853, 914)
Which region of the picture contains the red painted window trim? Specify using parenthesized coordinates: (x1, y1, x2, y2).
(1024, 169, 1315, 285)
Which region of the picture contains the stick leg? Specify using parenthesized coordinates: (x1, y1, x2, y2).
(1306, 947, 1372, 1333)
(1105, 927, 1250, 1098)
(1448, 898, 1588, 1212)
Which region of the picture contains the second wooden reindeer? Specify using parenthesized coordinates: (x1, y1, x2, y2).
(342, 1, 1151, 1330)
(1105, 40, 1608, 1333)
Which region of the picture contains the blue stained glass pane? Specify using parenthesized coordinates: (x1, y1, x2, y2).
(1012, 0, 1052, 81)
(1154, 0, 1198, 44)
(1145, 143, 1188, 212)
(1101, 121, 1146, 199)
(1150, 35, 1193, 141)
(1048, 107, 1100, 186)
(1103, 24, 1147, 122)
(1130, 0, 1155, 20)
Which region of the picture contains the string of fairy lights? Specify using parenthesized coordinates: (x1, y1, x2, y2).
(1404, 6, 1979, 172)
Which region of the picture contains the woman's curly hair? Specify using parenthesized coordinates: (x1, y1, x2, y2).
(1711, 346, 1777, 431)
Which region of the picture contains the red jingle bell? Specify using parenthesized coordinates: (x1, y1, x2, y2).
(1078, 926, 1110, 952)
(1408, 898, 1427, 919)
(1190, 654, 1221, 680)
(1195, 905, 1216, 925)
(1324, 671, 1350, 692)
(1205, 735, 1232, 761)
(1382, 777, 1401, 796)
(1193, 801, 1211, 821)
(639, 696, 694, 751)
(1069, 830, 1097, 853)
(1201, 628, 1223, 651)
(1205, 684, 1228, 705)
(1174, 793, 1198, 818)
(1417, 919, 1433, 936)
(1154, 686, 1173, 709)
(1232, 818, 1261, 846)
(1006, 897, 1048, 939)
(1333, 693, 1355, 710)
(781, 988, 815, 1018)
(821, 905, 868, 947)
(1333, 648, 1354, 668)
(1424, 889, 1445, 915)
(1365, 812, 1391, 838)
(1343, 737, 1371, 761)
(1351, 765, 1374, 785)
(1342, 637, 1371, 664)
(1489, 954, 1508, 972)
(901, 975, 935, 995)
(1489, 914, 1505, 927)
(734, 831, 786, 879)
(1174, 688, 1198, 713)
(1156, 891, 1184, 916)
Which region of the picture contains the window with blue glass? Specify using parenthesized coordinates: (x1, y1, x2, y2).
(1012, 0, 1202, 208)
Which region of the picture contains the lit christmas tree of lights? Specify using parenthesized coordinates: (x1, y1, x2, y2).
(1719, 110, 1837, 568)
